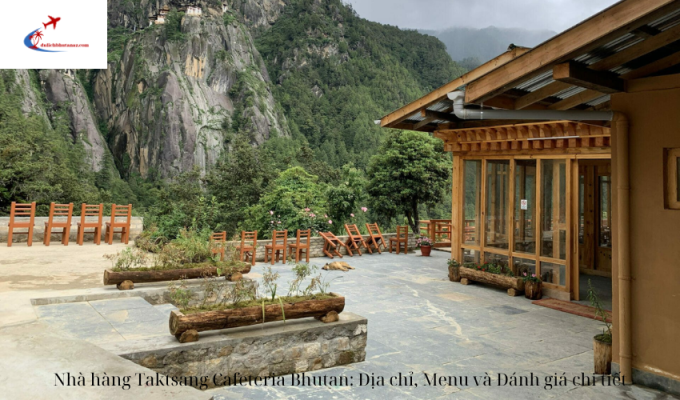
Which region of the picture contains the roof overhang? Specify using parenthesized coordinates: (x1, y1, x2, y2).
(381, 0, 680, 133)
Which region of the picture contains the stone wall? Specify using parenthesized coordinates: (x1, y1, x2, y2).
(225, 233, 416, 261)
(0, 216, 143, 244)
(112, 312, 368, 389)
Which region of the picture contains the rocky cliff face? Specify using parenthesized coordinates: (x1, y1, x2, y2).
(95, 0, 290, 178)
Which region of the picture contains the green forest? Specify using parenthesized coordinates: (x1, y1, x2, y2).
(0, 0, 467, 239)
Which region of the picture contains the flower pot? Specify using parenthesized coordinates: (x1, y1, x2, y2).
(420, 245, 432, 256)
(524, 281, 542, 300)
(593, 335, 612, 374)
(448, 265, 461, 282)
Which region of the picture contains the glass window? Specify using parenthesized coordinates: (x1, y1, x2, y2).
(541, 160, 567, 260)
(485, 160, 510, 249)
(484, 252, 509, 269)
(462, 248, 480, 266)
(463, 160, 482, 245)
(599, 176, 612, 248)
(514, 160, 536, 254)
(513, 257, 536, 278)
(540, 262, 566, 286)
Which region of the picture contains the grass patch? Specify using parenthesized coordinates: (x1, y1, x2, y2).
(182, 293, 337, 314)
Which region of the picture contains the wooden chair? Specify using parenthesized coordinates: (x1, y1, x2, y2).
(238, 231, 257, 266)
(265, 230, 288, 265)
(43, 203, 73, 246)
(365, 223, 387, 254)
(344, 224, 371, 256)
(7, 202, 36, 247)
(389, 225, 409, 254)
(319, 231, 352, 259)
(105, 204, 132, 245)
(210, 231, 227, 261)
(288, 229, 311, 263)
(77, 203, 103, 245)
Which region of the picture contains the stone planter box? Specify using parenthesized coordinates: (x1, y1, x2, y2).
(459, 268, 525, 296)
(169, 293, 346, 342)
(103, 263, 251, 289)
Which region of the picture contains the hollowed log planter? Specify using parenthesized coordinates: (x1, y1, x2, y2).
(448, 265, 461, 282)
(593, 336, 612, 374)
(169, 293, 345, 342)
(524, 281, 542, 300)
(103, 264, 252, 287)
(459, 268, 525, 296)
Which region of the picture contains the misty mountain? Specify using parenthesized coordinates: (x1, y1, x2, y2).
(421, 26, 556, 68)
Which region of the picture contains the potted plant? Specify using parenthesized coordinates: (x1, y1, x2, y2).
(416, 236, 434, 256)
(588, 280, 612, 374)
(522, 272, 542, 300)
(447, 258, 461, 282)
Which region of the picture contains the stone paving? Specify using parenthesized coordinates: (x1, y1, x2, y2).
(32, 251, 678, 399)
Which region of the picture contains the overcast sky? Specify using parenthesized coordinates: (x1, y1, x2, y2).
(343, 0, 620, 33)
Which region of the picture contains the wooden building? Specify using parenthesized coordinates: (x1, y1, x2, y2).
(381, 0, 680, 394)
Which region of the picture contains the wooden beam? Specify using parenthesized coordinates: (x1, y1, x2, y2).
(631, 25, 661, 39)
(593, 23, 680, 71)
(464, 0, 680, 104)
(379, 47, 530, 128)
(548, 89, 604, 110)
(515, 82, 572, 109)
(620, 49, 680, 80)
(553, 61, 624, 93)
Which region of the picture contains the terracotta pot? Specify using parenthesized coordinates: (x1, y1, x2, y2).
(524, 280, 542, 300)
(420, 245, 432, 256)
(593, 335, 612, 374)
(448, 265, 461, 282)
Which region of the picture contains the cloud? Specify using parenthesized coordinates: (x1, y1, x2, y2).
(343, 0, 619, 33)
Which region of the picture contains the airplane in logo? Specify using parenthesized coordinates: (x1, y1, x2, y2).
(43, 16, 61, 30)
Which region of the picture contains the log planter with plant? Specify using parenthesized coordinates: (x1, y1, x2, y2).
(168, 263, 344, 342)
(448, 259, 461, 282)
(169, 293, 345, 341)
(458, 263, 525, 296)
(103, 263, 251, 287)
(588, 280, 612, 375)
(103, 229, 250, 290)
(522, 272, 543, 300)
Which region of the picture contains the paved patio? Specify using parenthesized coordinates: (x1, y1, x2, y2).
(27, 249, 678, 399)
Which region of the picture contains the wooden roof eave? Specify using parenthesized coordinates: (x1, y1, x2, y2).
(379, 46, 531, 129)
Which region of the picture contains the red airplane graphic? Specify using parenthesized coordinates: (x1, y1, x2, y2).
(43, 16, 60, 30)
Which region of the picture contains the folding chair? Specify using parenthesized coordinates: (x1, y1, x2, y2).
(210, 231, 227, 261)
(288, 229, 311, 263)
(344, 224, 371, 256)
(365, 223, 387, 254)
(319, 231, 352, 259)
(389, 225, 409, 254)
(7, 202, 36, 247)
(43, 203, 73, 246)
(77, 203, 103, 245)
(105, 204, 132, 244)
(238, 231, 257, 266)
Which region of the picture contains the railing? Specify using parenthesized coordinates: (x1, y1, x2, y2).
(419, 219, 452, 248)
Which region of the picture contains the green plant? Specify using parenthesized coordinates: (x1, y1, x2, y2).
(522, 272, 542, 283)
(447, 258, 460, 268)
(587, 280, 612, 343)
(262, 266, 280, 301)
(416, 236, 434, 248)
(462, 262, 514, 277)
(168, 278, 193, 309)
(103, 247, 148, 271)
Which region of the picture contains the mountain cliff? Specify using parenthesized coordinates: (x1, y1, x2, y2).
(1, 0, 463, 212)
